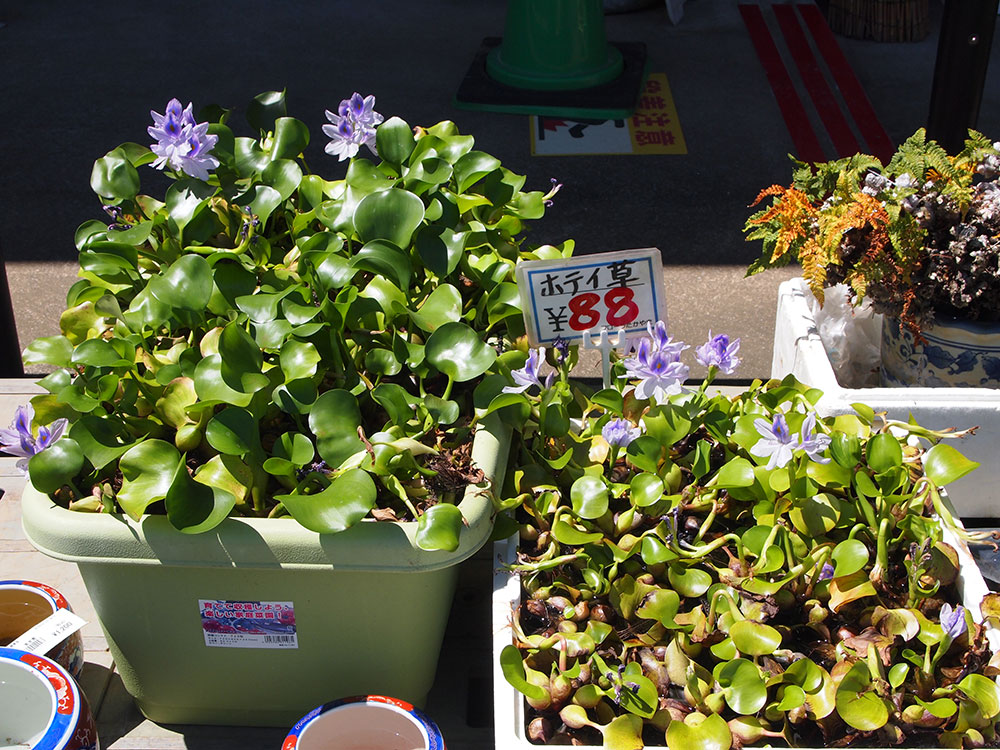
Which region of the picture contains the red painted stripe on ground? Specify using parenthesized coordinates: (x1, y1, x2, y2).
(773, 3, 860, 158)
(739, 4, 825, 163)
(797, 3, 895, 164)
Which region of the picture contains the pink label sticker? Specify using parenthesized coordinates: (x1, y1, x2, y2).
(198, 599, 298, 649)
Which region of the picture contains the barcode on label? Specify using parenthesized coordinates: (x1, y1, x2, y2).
(263, 635, 295, 644)
(20, 637, 44, 652)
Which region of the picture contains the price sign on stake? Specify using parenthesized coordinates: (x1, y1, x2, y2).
(516, 248, 666, 347)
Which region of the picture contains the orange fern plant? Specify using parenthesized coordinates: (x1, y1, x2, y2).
(745, 129, 1000, 335)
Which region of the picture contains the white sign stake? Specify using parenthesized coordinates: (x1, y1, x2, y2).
(582, 327, 627, 389)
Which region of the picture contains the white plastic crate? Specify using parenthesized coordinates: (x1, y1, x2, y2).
(773, 278, 1000, 517)
(492, 529, 999, 750)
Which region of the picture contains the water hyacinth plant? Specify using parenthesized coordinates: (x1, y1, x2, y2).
(13, 90, 569, 549)
(491, 326, 999, 748)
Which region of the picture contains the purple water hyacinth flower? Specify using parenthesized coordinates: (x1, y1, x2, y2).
(695, 332, 741, 375)
(750, 414, 797, 470)
(627, 346, 689, 404)
(177, 122, 220, 181)
(323, 93, 383, 161)
(148, 98, 194, 141)
(148, 99, 219, 180)
(819, 562, 835, 580)
(646, 321, 688, 358)
(602, 418, 641, 448)
(503, 348, 545, 394)
(939, 603, 967, 640)
(0, 403, 68, 475)
(553, 336, 570, 365)
(797, 413, 831, 464)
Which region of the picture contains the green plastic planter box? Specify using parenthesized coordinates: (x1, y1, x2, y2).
(21, 415, 509, 727)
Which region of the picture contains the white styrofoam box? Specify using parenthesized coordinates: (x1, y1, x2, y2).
(492, 526, 1000, 750)
(773, 278, 1000, 517)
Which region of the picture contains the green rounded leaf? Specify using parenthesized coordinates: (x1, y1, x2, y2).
(27, 438, 85, 495)
(375, 116, 415, 165)
(714, 457, 755, 488)
(218, 323, 267, 394)
(272, 433, 315, 466)
(246, 90, 287, 132)
(924, 443, 980, 487)
(914, 696, 957, 718)
(617, 662, 659, 718)
(626, 436, 662, 474)
(635, 587, 680, 627)
(364, 348, 402, 377)
(309, 389, 364, 469)
(116, 439, 183, 519)
(415, 225, 466, 278)
(831, 538, 870, 578)
(270, 117, 310, 160)
(957, 674, 1000, 719)
(424, 395, 460, 426)
(666, 712, 731, 750)
(571, 475, 609, 519)
(372, 383, 415, 425)
(788, 492, 840, 536)
(22, 336, 74, 368)
(69, 416, 138, 470)
(629, 472, 665, 507)
(499, 645, 549, 702)
(150, 254, 214, 312)
(729, 619, 782, 656)
(165, 461, 236, 534)
(830, 433, 862, 468)
(424, 322, 497, 382)
(205, 408, 259, 457)
(715, 658, 768, 715)
(454, 150, 502, 193)
(866, 432, 902, 473)
(351, 240, 412, 291)
(836, 662, 889, 731)
(551, 515, 603, 545)
(667, 563, 713, 597)
(91, 149, 140, 201)
(276, 468, 376, 534)
(409, 283, 462, 333)
(415, 503, 464, 551)
(280, 339, 322, 381)
(354, 188, 425, 247)
(272, 379, 318, 417)
(261, 157, 303, 201)
(888, 662, 910, 690)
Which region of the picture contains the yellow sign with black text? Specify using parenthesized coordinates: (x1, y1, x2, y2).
(530, 73, 687, 156)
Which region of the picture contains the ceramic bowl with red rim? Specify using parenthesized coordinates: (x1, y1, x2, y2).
(0, 646, 98, 750)
(282, 695, 445, 750)
(0, 579, 85, 679)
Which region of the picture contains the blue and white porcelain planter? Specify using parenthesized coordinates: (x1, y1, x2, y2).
(283, 695, 446, 750)
(0, 647, 98, 750)
(0, 579, 85, 679)
(772, 277, 1000, 517)
(881, 314, 1000, 388)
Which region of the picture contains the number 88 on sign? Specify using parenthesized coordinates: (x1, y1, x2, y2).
(515, 248, 667, 347)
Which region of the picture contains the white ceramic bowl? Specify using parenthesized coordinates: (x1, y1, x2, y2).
(282, 695, 445, 750)
(0, 646, 97, 750)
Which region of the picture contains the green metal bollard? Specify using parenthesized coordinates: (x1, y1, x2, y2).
(485, 0, 624, 91)
(454, 0, 647, 118)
